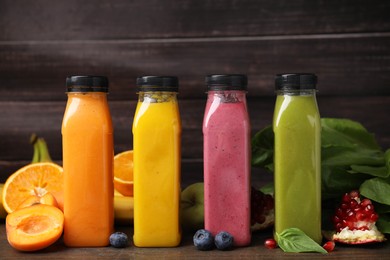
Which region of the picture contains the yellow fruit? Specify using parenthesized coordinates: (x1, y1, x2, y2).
(114, 195, 134, 225)
(2, 162, 63, 213)
(114, 150, 134, 196)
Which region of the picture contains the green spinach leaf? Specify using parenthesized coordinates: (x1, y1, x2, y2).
(321, 118, 381, 150)
(322, 166, 369, 200)
(251, 125, 274, 171)
(376, 214, 390, 234)
(349, 165, 388, 178)
(360, 177, 390, 205)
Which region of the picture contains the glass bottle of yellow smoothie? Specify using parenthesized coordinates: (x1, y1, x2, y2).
(62, 76, 114, 247)
(273, 73, 322, 244)
(132, 76, 181, 247)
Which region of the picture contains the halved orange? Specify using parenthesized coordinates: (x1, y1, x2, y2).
(113, 150, 134, 196)
(2, 162, 63, 213)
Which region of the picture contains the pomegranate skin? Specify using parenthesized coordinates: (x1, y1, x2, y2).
(250, 188, 275, 231)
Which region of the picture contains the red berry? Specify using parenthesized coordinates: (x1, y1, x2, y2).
(264, 238, 277, 249)
(323, 241, 335, 252)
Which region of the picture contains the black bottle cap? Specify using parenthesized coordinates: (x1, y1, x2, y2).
(275, 73, 317, 90)
(66, 76, 109, 92)
(136, 76, 179, 92)
(206, 74, 248, 91)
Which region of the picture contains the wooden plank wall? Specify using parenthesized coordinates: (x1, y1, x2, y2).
(0, 0, 389, 184)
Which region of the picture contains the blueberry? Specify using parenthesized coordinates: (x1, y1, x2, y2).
(109, 232, 129, 248)
(214, 231, 234, 250)
(193, 229, 214, 251)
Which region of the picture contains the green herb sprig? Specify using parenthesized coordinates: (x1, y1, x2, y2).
(276, 228, 327, 254)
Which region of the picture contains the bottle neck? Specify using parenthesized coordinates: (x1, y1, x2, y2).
(138, 91, 177, 103)
(276, 89, 317, 96)
(207, 90, 247, 103)
(67, 92, 107, 98)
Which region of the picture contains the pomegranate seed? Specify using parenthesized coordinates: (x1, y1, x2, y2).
(365, 204, 373, 213)
(349, 190, 359, 198)
(336, 223, 343, 232)
(333, 190, 382, 234)
(264, 238, 277, 249)
(347, 221, 355, 230)
(356, 211, 366, 221)
(333, 215, 340, 224)
(361, 199, 372, 207)
(342, 193, 351, 203)
(336, 208, 344, 218)
(323, 241, 335, 253)
(350, 200, 358, 209)
(370, 213, 379, 222)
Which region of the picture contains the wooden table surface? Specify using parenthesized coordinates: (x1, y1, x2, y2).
(1, 221, 389, 260)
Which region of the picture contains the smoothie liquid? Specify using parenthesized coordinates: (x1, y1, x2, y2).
(62, 77, 114, 247)
(203, 88, 251, 246)
(273, 85, 322, 244)
(133, 77, 181, 247)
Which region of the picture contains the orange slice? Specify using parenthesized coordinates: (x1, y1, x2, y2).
(2, 162, 63, 213)
(113, 150, 134, 196)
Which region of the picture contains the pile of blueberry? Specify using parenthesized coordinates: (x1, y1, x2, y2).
(193, 229, 234, 251)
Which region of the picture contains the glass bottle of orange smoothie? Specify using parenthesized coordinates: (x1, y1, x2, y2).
(132, 76, 181, 247)
(273, 73, 322, 244)
(62, 76, 114, 247)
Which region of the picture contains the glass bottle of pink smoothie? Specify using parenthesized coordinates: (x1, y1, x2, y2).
(203, 74, 251, 247)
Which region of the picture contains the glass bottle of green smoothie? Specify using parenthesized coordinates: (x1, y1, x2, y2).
(273, 73, 322, 244)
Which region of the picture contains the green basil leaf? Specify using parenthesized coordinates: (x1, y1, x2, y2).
(276, 228, 327, 254)
(360, 177, 390, 205)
